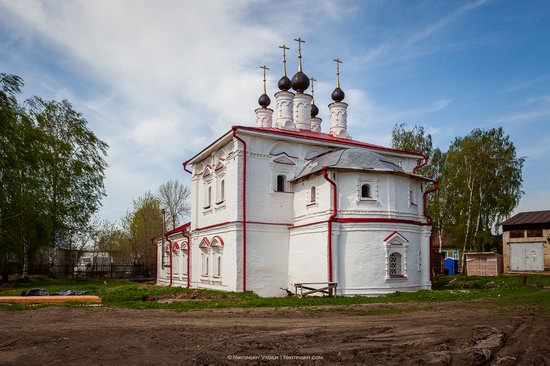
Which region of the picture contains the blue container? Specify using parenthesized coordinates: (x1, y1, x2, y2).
(444, 257, 459, 275)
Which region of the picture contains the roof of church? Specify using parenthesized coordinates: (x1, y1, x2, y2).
(293, 148, 408, 180)
(235, 126, 424, 158)
(184, 126, 424, 166)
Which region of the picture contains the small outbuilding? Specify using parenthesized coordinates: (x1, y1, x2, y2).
(501, 210, 550, 273)
(464, 252, 503, 276)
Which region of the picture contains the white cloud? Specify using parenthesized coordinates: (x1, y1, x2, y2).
(352, 0, 490, 69)
(0, 0, 352, 221)
(497, 109, 550, 124)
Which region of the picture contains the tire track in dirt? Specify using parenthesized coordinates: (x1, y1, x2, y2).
(1, 302, 549, 365)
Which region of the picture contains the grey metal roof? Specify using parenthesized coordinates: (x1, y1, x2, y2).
(293, 148, 403, 180)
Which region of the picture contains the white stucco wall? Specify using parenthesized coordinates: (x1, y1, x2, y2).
(288, 223, 329, 287)
(155, 231, 188, 287)
(247, 224, 289, 297)
(157, 128, 432, 297)
(335, 223, 431, 295)
(191, 224, 239, 292)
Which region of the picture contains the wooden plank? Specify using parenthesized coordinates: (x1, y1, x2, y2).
(0, 296, 102, 304)
(301, 287, 329, 296)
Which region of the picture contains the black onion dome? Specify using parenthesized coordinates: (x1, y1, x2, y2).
(278, 75, 292, 91)
(258, 93, 271, 108)
(331, 87, 345, 102)
(291, 71, 310, 93)
(311, 103, 319, 118)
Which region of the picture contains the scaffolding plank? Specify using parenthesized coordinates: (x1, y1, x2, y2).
(0, 296, 102, 304)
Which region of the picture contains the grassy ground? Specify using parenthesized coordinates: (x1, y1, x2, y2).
(1, 274, 549, 312)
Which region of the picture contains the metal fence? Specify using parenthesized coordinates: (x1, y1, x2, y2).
(26, 264, 154, 279)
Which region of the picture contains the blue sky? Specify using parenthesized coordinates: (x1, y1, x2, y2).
(1, 0, 549, 222)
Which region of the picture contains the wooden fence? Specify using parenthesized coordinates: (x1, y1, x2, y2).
(26, 264, 155, 279)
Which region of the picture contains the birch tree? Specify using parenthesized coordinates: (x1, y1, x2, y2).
(158, 180, 191, 230)
(443, 128, 524, 252)
(27, 98, 108, 276)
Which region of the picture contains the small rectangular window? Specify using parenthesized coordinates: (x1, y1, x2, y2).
(509, 230, 525, 238)
(361, 184, 371, 199)
(276, 175, 285, 192)
(526, 229, 543, 237)
(409, 189, 417, 205)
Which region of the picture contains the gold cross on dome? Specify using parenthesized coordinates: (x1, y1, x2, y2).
(279, 44, 290, 76)
(333, 58, 343, 88)
(294, 37, 305, 72)
(260, 65, 270, 94)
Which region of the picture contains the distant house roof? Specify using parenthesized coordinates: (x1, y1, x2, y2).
(501, 210, 550, 229)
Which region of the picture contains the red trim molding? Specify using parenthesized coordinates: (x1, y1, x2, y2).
(322, 167, 337, 287)
(232, 127, 248, 292)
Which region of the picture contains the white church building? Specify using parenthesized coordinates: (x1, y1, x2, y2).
(155, 41, 436, 297)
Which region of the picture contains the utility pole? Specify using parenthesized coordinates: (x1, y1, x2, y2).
(161, 208, 166, 269)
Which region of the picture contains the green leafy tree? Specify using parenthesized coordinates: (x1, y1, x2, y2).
(26, 97, 108, 275)
(391, 123, 447, 255)
(392, 124, 524, 256)
(122, 192, 162, 265)
(0, 73, 25, 281)
(0, 74, 50, 279)
(443, 128, 524, 253)
(391, 123, 433, 154)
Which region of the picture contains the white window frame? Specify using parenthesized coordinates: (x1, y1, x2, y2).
(215, 168, 226, 205)
(409, 183, 418, 206)
(307, 185, 318, 207)
(275, 174, 288, 193)
(203, 178, 213, 211)
(357, 178, 378, 202)
(182, 250, 188, 275)
(384, 232, 408, 280)
(201, 250, 210, 277)
(210, 237, 223, 282)
(310, 186, 316, 203)
(389, 252, 403, 277)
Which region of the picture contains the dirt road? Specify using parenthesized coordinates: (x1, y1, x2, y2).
(1, 301, 549, 365)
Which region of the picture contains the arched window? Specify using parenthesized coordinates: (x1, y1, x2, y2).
(211, 236, 224, 279)
(216, 256, 222, 277)
(310, 186, 316, 203)
(361, 184, 371, 199)
(182, 251, 188, 275)
(276, 175, 286, 192)
(200, 238, 210, 277)
(389, 252, 402, 277)
(220, 180, 225, 201)
(205, 256, 209, 276)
